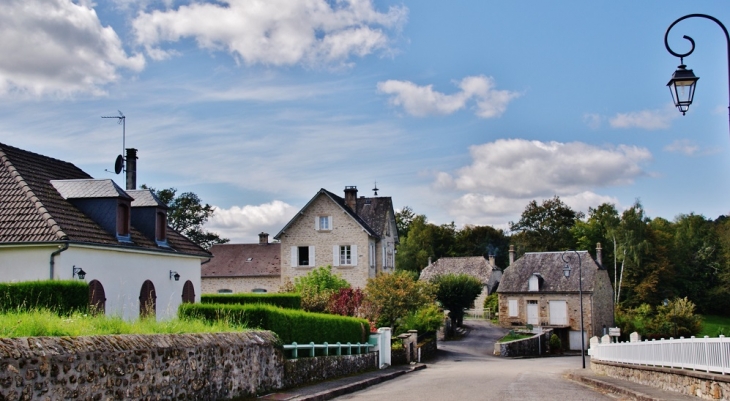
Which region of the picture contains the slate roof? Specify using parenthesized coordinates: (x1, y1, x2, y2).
(497, 251, 600, 293)
(419, 256, 498, 285)
(275, 188, 392, 240)
(202, 243, 281, 277)
(0, 142, 208, 257)
(126, 189, 167, 208)
(51, 179, 132, 200)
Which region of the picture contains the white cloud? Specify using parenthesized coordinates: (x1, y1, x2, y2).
(583, 113, 602, 129)
(205, 200, 297, 243)
(435, 139, 650, 226)
(377, 75, 519, 118)
(0, 0, 145, 96)
(664, 139, 699, 156)
(132, 0, 407, 66)
(609, 108, 677, 130)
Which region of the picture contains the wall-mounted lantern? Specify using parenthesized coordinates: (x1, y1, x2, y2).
(169, 270, 180, 281)
(72, 266, 86, 280)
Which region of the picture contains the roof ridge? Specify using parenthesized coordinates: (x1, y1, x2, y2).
(0, 149, 68, 240)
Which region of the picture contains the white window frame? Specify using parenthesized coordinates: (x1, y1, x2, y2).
(333, 244, 357, 266)
(508, 299, 518, 317)
(369, 243, 376, 269)
(315, 216, 332, 231)
(528, 275, 539, 291)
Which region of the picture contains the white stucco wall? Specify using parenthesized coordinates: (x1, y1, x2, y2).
(0, 243, 202, 321)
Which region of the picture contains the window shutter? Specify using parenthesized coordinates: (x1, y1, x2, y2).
(352, 244, 357, 266)
(291, 247, 298, 267)
(315, 216, 319, 230)
(328, 216, 332, 229)
(333, 245, 340, 267)
(309, 246, 315, 266)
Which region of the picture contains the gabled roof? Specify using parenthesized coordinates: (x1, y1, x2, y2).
(274, 188, 381, 240)
(497, 251, 600, 293)
(202, 243, 281, 278)
(0, 142, 208, 257)
(355, 195, 399, 244)
(419, 256, 498, 285)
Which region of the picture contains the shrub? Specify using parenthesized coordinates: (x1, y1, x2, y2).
(327, 288, 364, 317)
(483, 293, 498, 316)
(364, 271, 436, 330)
(201, 293, 301, 309)
(430, 273, 482, 327)
(398, 304, 444, 335)
(549, 334, 562, 353)
(0, 280, 88, 315)
(294, 266, 350, 313)
(179, 303, 368, 344)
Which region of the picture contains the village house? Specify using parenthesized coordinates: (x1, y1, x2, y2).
(0, 143, 210, 320)
(419, 255, 502, 310)
(497, 244, 614, 350)
(202, 232, 281, 294)
(274, 186, 397, 289)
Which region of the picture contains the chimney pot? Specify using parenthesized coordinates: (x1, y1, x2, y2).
(344, 186, 358, 210)
(596, 242, 603, 268)
(509, 245, 515, 266)
(258, 232, 269, 245)
(125, 148, 137, 191)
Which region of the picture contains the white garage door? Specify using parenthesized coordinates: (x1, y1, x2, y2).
(549, 301, 567, 325)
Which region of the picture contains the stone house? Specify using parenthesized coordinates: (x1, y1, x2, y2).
(419, 256, 502, 310)
(274, 186, 398, 289)
(202, 232, 281, 294)
(0, 143, 210, 320)
(497, 244, 614, 350)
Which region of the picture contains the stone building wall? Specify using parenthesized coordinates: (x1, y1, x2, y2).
(591, 359, 730, 400)
(0, 331, 379, 400)
(590, 270, 615, 336)
(201, 276, 281, 294)
(498, 293, 595, 335)
(279, 194, 371, 289)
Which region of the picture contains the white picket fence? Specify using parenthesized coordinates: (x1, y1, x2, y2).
(589, 335, 730, 374)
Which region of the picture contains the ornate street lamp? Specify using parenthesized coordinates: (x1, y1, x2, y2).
(561, 250, 585, 369)
(664, 14, 729, 131)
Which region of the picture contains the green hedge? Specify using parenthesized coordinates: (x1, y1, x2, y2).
(0, 280, 88, 315)
(179, 303, 368, 344)
(201, 293, 301, 309)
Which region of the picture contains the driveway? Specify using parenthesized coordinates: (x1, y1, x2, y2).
(335, 320, 614, 401)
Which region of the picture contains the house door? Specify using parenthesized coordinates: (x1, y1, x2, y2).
(549, 300, 567, 325)
(526, 300, 539, 325)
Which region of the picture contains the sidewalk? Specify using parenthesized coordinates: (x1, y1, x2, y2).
(565, 368, 700, 401)
(256, 363, 426, 401)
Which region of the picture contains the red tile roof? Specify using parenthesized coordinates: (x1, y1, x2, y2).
(203, 243, 281, 277)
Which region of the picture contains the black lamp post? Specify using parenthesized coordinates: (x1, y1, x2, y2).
(561, 250, 585, 369)
(664, 14, 730, 132)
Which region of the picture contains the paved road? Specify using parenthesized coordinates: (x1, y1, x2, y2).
(335, 320, 616, 401)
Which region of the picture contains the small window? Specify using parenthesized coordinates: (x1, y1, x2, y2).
(155, 211, 167, 242)
(508, 299, 518, 317)
(117, 202, 131, 240)
(252, 288, 267, 293)
(245, 257, 253, 262)
(340, 245, 351, 265)
(217, 289, 233, 294)
(316, 216, 332, 231)
(298, 246, 309, 266)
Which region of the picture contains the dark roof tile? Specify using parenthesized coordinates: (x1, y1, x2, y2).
(203, 243, 281, 277)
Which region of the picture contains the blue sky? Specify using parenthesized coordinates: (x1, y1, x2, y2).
(1, 0, 729, 242)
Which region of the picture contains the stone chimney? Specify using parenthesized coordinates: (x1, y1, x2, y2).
(344, 186, 358, 210)
(259, 232, 269, 245)
(428, 257, 432, 266)
(596, 242, 603, 269)
(125, 148, 137, 190)
(488, 254, 495, 267)
(509, 245, 515, 266)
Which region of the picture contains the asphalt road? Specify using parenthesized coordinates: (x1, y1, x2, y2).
(335, 320, 616, 401)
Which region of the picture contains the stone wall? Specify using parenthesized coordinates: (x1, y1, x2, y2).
(417, 333, 437, 361)
(494, 329, 552, 357)
(201, 276, 281, 294)
(0, 331, 380, 400)
(591, 359, 730, 400)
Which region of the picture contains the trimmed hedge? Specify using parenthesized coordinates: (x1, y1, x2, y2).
(201, 293, 301, 310)
(0, 280, 88, 315)
(179, 303, 368, 344)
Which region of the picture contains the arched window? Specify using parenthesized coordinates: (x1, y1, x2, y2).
(139, 280, 157, 319)
(182, 280, 195, 303)
(88, 280, 106, 315)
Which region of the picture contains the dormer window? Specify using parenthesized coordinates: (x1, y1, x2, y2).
(528, 273, 541, 292)
(155, 210, 168, 245)
(117, 202, 131, 242)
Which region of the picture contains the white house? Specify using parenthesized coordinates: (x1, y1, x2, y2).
(0, 143, 210, 320)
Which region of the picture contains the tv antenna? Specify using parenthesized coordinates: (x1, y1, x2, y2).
(102, 111, 126, 174)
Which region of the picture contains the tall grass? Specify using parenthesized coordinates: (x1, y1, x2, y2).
(0, 309, 248, 338)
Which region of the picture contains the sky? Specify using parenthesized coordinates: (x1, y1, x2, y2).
(1, 0, 729, 243)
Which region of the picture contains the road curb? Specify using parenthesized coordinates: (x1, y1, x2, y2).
(566, 372, 664, 401)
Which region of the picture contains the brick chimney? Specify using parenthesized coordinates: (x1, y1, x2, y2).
(596, 242, 603, 269)
(258, 232, 269, 245)
(509, 245, 515, 266)
(125, 148, 137, 190)
(344, 186, 358, 210)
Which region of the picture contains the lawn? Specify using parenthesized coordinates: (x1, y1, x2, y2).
(0, 309, 247, 338)
(698, 315, 730, 337)
(497, 331, 534, 343)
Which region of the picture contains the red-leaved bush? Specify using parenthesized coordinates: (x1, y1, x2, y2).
(327, 288, 364, 317)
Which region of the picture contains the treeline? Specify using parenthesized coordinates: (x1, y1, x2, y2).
(395, 197, 730, 316)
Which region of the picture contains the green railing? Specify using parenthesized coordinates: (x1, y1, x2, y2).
(283, 341, 375, 358)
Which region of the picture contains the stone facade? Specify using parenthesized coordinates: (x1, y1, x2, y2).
(201, 276, 280, 294)
(591, 359, 730, 400)
(278, 194, 376, 289)
(0, 331, 379, 400)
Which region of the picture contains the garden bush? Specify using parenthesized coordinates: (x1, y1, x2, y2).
(179, 303, 369, 344)
(397, 304, 444, 335)
(201, 293, 301, 309)
(0, 280, 88, 315)
(293, 266, 350, 312)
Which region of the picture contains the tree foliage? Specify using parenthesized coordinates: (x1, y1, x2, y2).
(364, 271, 436, 330)
(143, 185, 229, 249)
(510, 196, 583, 255)
(431, 274, 483, 328)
